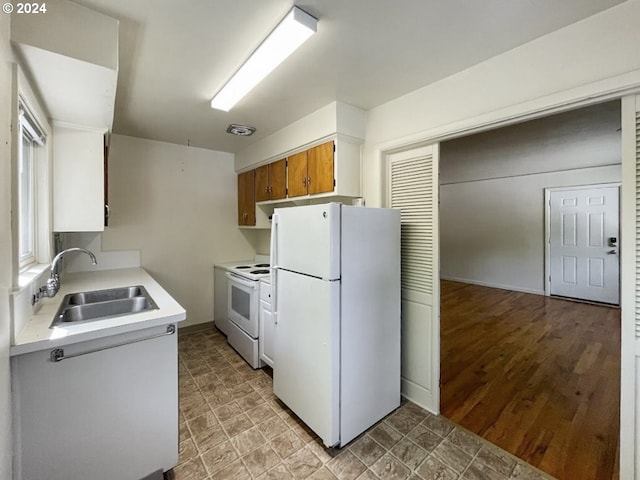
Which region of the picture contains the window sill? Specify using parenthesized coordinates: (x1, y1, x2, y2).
(18, 263, 49, 290)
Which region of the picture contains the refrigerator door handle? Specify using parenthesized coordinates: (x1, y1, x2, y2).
(272, 270, 278, 325)
(270, 213, 279, 269)
(270, 213, 279, 323)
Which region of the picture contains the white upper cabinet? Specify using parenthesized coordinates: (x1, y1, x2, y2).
(53, 124, 105, 232)
(11, 0, 118, 131)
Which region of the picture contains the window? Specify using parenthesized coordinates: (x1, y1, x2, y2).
(18, 103, 45, 270)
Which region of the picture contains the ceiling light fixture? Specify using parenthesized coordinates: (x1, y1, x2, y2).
(210, 6, 317, 112)
(227, 124, 256, 136)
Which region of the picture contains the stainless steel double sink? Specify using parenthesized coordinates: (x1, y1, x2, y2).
(50, 285, 158, 328)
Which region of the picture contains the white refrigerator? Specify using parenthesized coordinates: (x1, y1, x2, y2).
(270, 202, 401, 447)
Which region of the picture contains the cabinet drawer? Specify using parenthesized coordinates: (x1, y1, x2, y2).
(227, 320, 262, 369)
(260, 282, 272, 303)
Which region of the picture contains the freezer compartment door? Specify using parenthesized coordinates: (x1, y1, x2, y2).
(273, 269, 340, 447)
(272, 203, 340, 280)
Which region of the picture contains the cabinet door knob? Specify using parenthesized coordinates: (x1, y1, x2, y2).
(303, 177, 307, 187)
(307, 176, 311, 185)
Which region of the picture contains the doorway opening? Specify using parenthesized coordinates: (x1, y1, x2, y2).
(438, 100, 621, 480)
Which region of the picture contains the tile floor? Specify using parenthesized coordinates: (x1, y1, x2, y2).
(167, 329, 554, 480)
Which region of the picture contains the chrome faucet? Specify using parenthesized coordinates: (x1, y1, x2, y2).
(41, 248, 98, 298)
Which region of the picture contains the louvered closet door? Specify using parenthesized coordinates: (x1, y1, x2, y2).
(633, 99, 640, 338)
(620, 94, 639, 479)
(387, 144, 440, 413)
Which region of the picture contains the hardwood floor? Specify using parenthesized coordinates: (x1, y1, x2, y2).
(440, 281, 620, 480)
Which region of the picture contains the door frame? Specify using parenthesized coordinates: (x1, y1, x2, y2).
(375, 90, 638, 477)
(543, 182, 621, 300)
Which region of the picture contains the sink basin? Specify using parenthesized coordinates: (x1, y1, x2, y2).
(66, 286, 148, 305)
(50, 285, 158, 328)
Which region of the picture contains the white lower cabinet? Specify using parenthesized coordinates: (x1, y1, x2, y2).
(11, 324, 179, 480)
(213, 266, 229, 335)
(259, 279, 274, 367)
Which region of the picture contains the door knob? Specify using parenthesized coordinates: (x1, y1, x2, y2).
(607, 249, 617, 254)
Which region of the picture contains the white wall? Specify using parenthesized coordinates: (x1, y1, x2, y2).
(363, 0, 640, 207)
(100, 135, 258, 329)
(440, 102, 621, 293)
(11, 0, 118, 70)
(0, 12, 13, 480)
(61, 232, 141, 272)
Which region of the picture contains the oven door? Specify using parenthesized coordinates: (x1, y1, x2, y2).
(226, 272, 260, 338)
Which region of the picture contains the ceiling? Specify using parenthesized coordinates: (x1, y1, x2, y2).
(69, 0, 625, 153)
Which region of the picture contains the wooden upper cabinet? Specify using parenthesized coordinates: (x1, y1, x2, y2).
(307, 140, 334, 195)
(287, 150, 308, 198)
(237, 138, 359, 228)
(287, 140, 335, 198)
(237, 170, 255, 226)
(270, 159, 287, 200)
(255, 159, 286, 202)
(255, 165, 270, 202)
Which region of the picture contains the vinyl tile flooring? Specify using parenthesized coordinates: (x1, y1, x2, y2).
(167, 328, 554, 480)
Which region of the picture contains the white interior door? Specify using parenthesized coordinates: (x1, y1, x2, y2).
(548, 186, 620, 304)
(386, 143, 440, 413)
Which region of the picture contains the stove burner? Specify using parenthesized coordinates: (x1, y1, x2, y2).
(255, 263, 270, 268)
(235, 265, 251, 269)
(251, 269, 270, 275)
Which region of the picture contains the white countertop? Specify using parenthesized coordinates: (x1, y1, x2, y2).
(11, 268, 186, 356)
(213, 259, 255, 271)
(214, 255, 270, 272)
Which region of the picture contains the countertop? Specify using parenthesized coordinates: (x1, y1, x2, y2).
(213, 259, 255, 271)
(11, 268, 186, 356)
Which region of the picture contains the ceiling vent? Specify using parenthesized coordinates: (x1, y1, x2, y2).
(226, 124, 256, 136)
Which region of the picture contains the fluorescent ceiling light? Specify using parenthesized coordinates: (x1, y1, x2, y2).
(210, 6, 317, 112)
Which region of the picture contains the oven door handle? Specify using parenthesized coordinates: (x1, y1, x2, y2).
(225, 272, 258, 289)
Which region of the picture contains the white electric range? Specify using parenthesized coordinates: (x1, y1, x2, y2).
(225, 262, 270, 368)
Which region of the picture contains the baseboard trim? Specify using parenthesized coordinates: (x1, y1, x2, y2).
(440, 276, 544, 296)
(177, 322, 214, 335)
(401, 377, 438, 415)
